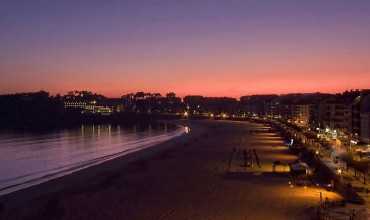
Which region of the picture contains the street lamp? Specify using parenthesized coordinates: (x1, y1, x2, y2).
(337, 168, 342, 175)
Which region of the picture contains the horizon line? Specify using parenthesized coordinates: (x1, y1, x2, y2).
(1, 88, 369, 99)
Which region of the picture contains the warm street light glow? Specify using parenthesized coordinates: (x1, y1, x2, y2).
(337, 168, 342, 175)
(184, 126, 190, 134)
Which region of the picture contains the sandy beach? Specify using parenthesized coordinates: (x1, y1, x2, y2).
(0, 120, 341, 220)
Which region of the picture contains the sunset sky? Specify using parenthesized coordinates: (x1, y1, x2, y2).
(1, 0, 370, 97)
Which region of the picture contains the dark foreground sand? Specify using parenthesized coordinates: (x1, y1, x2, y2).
(0, 120, 340, 220)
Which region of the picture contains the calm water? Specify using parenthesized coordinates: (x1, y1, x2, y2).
(0, 124, 185, 196)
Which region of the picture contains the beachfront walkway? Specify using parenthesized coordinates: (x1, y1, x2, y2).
(274, 120, 370, 219)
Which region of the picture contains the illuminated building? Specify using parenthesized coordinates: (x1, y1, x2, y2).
(64, 101, 87, 110)
(360, 95, 370, 144)
(291, 104, 310, 126)
(318, 97, 353, 134)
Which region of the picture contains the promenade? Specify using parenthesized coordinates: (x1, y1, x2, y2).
(270, 119, 369, 219)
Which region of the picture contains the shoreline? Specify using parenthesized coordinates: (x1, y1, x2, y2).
(0, 120, 201, 208)
(0, 120, 341, 220)
(0, 124, 186, 197)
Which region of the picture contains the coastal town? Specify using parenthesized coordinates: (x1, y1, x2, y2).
(4, 89, 370, 148)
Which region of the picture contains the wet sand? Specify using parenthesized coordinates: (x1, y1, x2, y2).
(0, 120, 341, 220)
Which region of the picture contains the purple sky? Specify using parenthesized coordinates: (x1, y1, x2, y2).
(1, 0, 370, 97)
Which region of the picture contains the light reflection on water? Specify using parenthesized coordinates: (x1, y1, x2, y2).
(0, 123, 184, 196)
